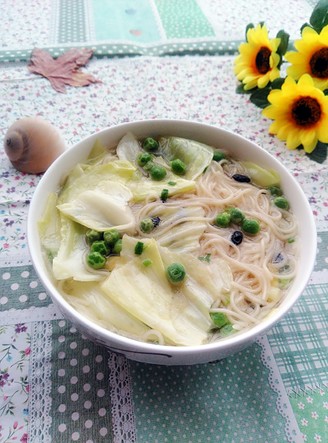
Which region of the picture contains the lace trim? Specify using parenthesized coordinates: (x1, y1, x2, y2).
(51, 0, 60, 43)
(29, 321, 53, 443)
(257, 335, 303, 443)
(0, 252, 31, 267)
(0, 304, 62, 325)
(108, 352, 136, 443)
(85, 0, 96, 41)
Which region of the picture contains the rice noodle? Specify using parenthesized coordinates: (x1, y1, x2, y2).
(130, 159, 298, 335)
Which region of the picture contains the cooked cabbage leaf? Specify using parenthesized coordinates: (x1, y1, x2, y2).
(58, 160, 136, 205)
(101, 236, 210, 345)
(241, 161, 280, 187)
(126, 173, 195, 202)
(38, 192, 61, 259)
(159, 246, 233, 317)
(116, 132, 141, 163)
(86, 139, 108, 164)
(101, 235, 232, 345)
(57, 181, 136, 232)
(159, 136, 213, 180)
(52, 216, 103, 281)
(61, 280, 150, 337)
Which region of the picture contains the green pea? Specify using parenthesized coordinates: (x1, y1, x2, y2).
(242, 218, 260, 235)
(171, 159, 187, 175)
(140, 218, 155, 233)
(134, 241, 144, 255)
(104, 229, 121, 248)
(137, 152, 152, 167)
(210, 312, 230, 328)
(87, 252, 106, 269)
(142, 137, 159, 152)
(220, 324, 234, 336)
(274, 196, 289, 210)
(149, 165, 167, 181)
(268, 185, 283, 196)
(212, 150, 226, 162)
(142, 259, 153, 267)
(198, 253, 211, 263)
(85, 229, 103, 245)
(90, 240, 110, 256)
(112, 239, 122, 255)
(160, 188, 169, 202)
(229, 207, 245, 224)
(215, 211, 231, 228)
(166, 262, 186, 284)
(143, 161, 155, 172)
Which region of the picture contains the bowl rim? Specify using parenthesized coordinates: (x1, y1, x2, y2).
(27, 118, 317, 357)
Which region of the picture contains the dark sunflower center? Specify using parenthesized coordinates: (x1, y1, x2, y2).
(291, 96, 322, 127)
(309, 47, 328, 78)
(255, 47, 271, 74)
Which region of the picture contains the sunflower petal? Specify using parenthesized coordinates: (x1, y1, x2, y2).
(270, 53, 280, 68)
(301, 26, 318, 39)
(283, 76, 297, 90)
(300, 130, 317, 152)
(257, 75, 270, 89)
(320, 25, 328, 40)
(317, 123, 328, 143)
(276, 123, 292, 139)
(266, 89, 283, 105)
(243, 78, 259, 90)
(286, 63, 308, 80)
(298, 73, 315, 88)
(303, 138, 318, 154)
(286, 132, 301, 150)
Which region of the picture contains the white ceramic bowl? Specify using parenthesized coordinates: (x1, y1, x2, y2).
(28, 120, 317, 365)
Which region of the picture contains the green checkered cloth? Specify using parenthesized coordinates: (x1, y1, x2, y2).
(268, 283, 328, 392)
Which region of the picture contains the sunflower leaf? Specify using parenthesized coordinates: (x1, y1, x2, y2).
(276, 30, 290, 58)
(236, 83, 252, 94)
(271, 77, 285, 89)
(250, 88, 270, 108)
(309, 0, 328, 33)
(306, 142, 328, 163)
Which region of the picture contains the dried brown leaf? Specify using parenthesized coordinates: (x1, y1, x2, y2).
(28, 48, 101, 93)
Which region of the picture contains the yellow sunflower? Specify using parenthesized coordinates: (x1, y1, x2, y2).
(285, 25, 328, 90)
(234, 24, 281, 90)
(262, 74, 328, 153)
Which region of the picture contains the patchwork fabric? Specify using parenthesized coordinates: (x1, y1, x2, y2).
(0, 0, 314, 61)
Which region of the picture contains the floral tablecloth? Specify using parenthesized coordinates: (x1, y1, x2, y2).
(1, 1, 328, 443)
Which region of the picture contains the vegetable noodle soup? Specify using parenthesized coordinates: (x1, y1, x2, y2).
(39, 134, 298, 346)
